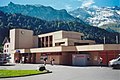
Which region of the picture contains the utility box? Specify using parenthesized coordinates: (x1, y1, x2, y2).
(72, 54, 89, 66)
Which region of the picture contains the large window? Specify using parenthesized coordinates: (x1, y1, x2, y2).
(49, 36, 53, 47)
(81, 36, 84, 40)
(42, 37, 44, 47)
(38, 36, 53, 48)
(7, 45, 9, 48)
(46, 36, 48, 47)
(38, 38, 41, 48)
(49, 36, 52, 41)
(55, 42, 65, 46)
(74, 43, 89, 46)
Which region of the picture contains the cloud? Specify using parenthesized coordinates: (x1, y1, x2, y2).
(78, 0, 95, 8)
(92, 5, 99, 8)
(77, 0, 83, 1)
(65, 5, 72, 10)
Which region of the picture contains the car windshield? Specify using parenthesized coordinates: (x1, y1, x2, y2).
(116, 57, 120, 61)
(118, 58, 120, 61)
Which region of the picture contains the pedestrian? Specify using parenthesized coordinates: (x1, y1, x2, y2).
(87, 56, 90, 65)
(43, 57, 47, 66)
(99, 57, 103, 67)
(15, 58, 18, 63)
(50, 58, 55, 66)
(22, 57, 25, 63)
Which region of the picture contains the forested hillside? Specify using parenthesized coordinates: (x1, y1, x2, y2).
(0, 11, 119, 45)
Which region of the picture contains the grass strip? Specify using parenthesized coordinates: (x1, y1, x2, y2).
(0, 70, 46, 78)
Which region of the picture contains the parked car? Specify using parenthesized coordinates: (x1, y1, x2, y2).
(0, 58, 7, 64)
(0, 53, 10, 65)
(109, 57, 120, 69)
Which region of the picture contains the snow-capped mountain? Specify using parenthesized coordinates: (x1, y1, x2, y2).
(69, 6, 120, 33)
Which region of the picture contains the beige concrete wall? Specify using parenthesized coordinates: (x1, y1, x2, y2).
(33, 36, 38, 48)
(104, 44, 120, 50)
(38, 32, 53, 38)
(68, 39, 95, 46)
(17, 29, 33, 49)
(54, 38, 68, 46)
(75, 40, 95, 44)
(38, 30, 93, 47)
(89, 52, 99, 65)
(10, 29, 33, 49)
(10, 29, 16, 51)
(14, 44, 120, 54)
(76, 45, 104, 51)
(41, 30, 85, 47)
(53, 31, 63, 40)
(62, 31, 84, 40)
(38, 30, 84, 40)
(53, 31, 62, 46)
(53, 31, 84, 46)
(54, 38, 95, 47)
(30, 47, 62, 53)
(36, 53, 41, 63)
(68, 39, 74, 46)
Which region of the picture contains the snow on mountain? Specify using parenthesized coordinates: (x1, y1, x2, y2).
(69, 8, 91, 20)
(117, 11, 120, 15)
(69, 6, 120, 33)
(86, 7, 120, 27)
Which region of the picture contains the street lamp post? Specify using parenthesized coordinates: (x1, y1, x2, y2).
(104, 36, 105, 44)
(116, 36, 118, 44)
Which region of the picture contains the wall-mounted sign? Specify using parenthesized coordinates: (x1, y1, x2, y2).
(16, 50, 20, 53)
(21, 31, 24, 35)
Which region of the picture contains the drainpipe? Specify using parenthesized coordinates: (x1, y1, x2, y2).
(116, 36, 118, 44)
(103, 36, 105, 44)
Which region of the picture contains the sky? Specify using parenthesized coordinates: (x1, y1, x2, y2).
(0, 0, 119, 11)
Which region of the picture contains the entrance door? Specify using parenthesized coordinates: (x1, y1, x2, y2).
(31, 53, 36, 63)
(20, 53, 28, 63)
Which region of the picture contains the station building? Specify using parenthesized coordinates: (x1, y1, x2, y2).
(7, 29, 120, 66)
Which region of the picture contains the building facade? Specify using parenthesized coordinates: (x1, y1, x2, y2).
(2, 37, 10, 54)
(8, 29, 120, 66)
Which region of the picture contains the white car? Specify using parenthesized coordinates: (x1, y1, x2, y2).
(109, 57, 120, 69)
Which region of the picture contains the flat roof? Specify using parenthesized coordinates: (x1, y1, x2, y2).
(38, 30, 84, 37)
(13, 44, 120, 53)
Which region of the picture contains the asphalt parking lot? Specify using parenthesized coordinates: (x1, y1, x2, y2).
(0, 64, 120, 80)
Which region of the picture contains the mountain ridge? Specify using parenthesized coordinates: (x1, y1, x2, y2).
(69, 6, 120, 33)
(0, 2, 80, 22)
(0, 11, 119, 45)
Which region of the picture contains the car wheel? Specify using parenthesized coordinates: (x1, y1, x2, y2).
(113, 64, 120, 69)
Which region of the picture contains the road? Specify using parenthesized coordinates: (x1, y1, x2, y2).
(0, 64, 120, 80)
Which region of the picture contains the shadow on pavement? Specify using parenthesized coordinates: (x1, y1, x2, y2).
(0, 64, 15, 66)
(60, 64, 109, 67)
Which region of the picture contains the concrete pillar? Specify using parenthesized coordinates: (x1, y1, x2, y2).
(41, 38, 43, 47)
(48, 36, 50, 47)
(31, 53, 33, 63)
(10, 53, 15, 63)
(44, 37, 46, 47)
(28, 53, 31, 63)
(40, 38, 42, 47)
